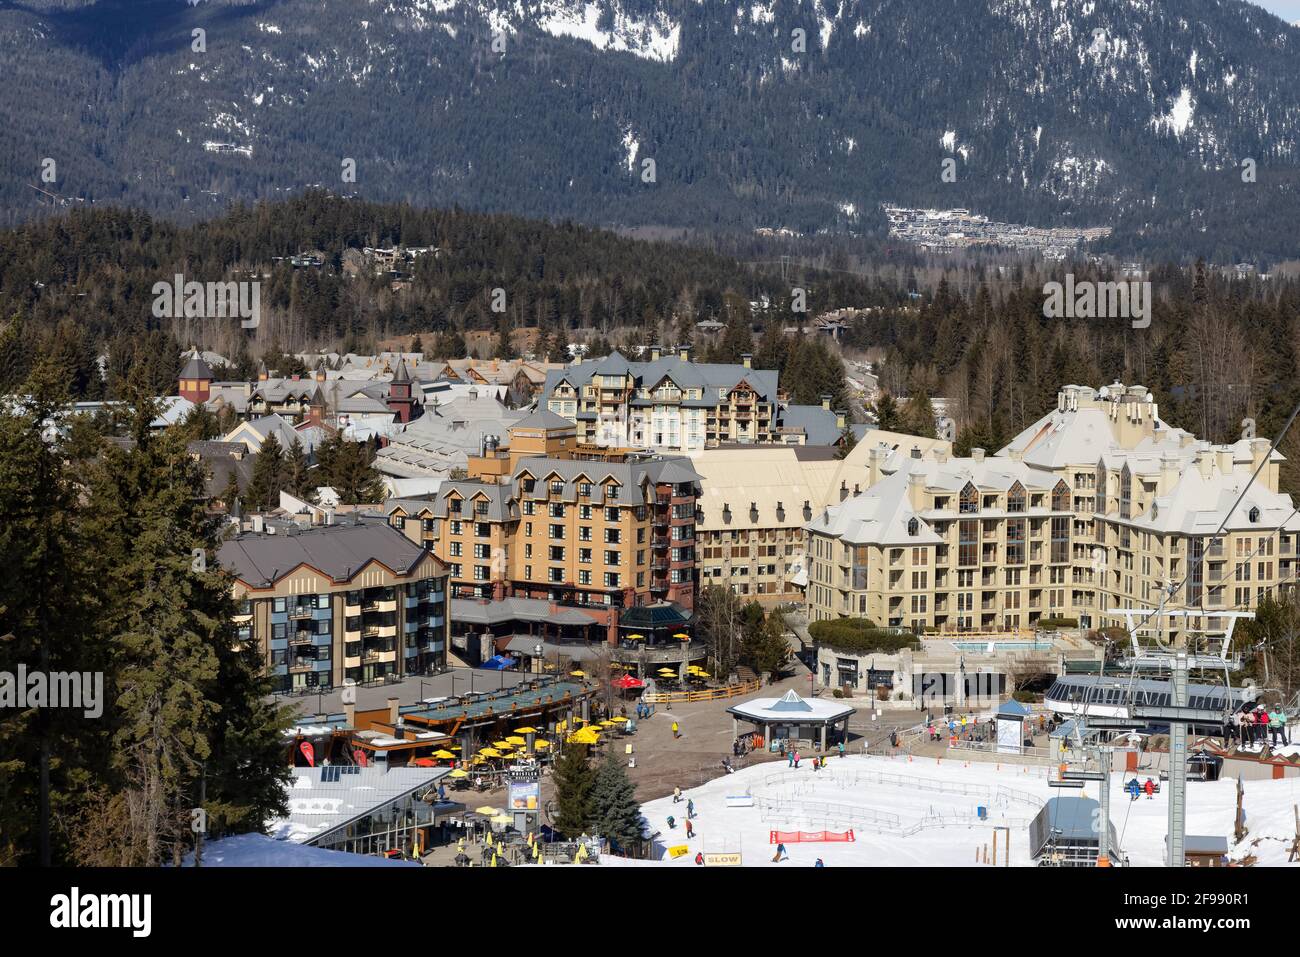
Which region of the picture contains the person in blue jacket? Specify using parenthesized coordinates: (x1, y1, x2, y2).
(814, 858, 825, 867)
(1126, 778, 1141, 802)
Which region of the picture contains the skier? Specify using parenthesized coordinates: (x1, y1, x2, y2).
(666, 815, 676, 829)
(685, 819, 695, 839)
(1143, 778, 1155, 800)
(814, 858, 825, 868)
(771, 842, 788, 863)
(1126, 778, 1141, 802)
(673, 786, 682, 804)
(694, 851, 705, 865)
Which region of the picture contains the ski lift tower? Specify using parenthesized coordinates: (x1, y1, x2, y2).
(1106, 599, 1252, 867)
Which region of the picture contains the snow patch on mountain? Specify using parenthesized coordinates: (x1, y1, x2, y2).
(537, 2, 680, 62)
(1151, 87, 1195, 136)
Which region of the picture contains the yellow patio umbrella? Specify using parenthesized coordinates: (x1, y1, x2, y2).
(656, 667, 676, 674)
(599, 719, 617, 727)
(479, 748, 502, 757)
(475, 806, 499, 815)
(625, 633, 644, 640)
(673, 632, 690, 640)
(492, 741, 513, 749)
(570, 670, 587, 677)
(514, 727, 540, 734)
(491, 814, 513, 825)
(609, 716, 628, 723)
(505, 736, 527, 745)
(556, 719, 568, 732)
(694, 670, 711, 678)
(449, 769, 469, 778)
(533, 739, 551, 749)
(432, 749, 456, 759)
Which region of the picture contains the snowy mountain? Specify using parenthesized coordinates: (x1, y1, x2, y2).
(3, 0, 1300, 257)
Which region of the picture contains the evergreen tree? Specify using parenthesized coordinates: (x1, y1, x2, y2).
(590, 756, 643, 854)
(835, 425, 857, 459)
(246, 433, 286, 509)
(76, 392, 289, 865)
(410, 334, 424, 356)
(219, 468, 242, 510)
(552, 321, 570, 363)
(0, 311, 30, 394)
(0, 359, 101, 866)
(901, 389, 939, 439)
(284, 436, 310, 498)
(740, 611, 793, 677)
(871, 392, 904, 431)
(315, 435, 384, 504)
(552, 744, 596, 838)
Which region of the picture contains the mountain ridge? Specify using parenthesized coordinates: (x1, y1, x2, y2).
(2, 0, 1300, 259)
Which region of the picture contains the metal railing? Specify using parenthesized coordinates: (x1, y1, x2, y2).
(642, 678, 761, 704)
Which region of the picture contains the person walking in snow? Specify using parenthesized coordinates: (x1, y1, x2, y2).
(793, 750, 801, 769)
(673, 786, 682, 804)
(787, 749, 794, 768)
(687, 799, 695, 820)
(685, 818, 694, 839)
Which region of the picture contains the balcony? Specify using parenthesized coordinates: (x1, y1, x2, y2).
(290, 630, 315, 646)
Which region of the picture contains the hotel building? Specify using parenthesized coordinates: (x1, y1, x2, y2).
(805, 384, 1300, 645)
(220, 519, 451, 691)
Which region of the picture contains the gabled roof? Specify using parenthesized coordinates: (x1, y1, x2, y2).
(510, 408, 576, 432)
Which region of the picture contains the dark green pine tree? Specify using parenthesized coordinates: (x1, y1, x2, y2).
(552, 321, 570, 363)
(591, 756, 644, 854)
(871, 392, 904, 431)
(78, 390, 290, 865)
(552, 744, 596, 838)
(0, 311, 30, 394)
(316, 436, 384, 504)
(0, 359, 103, 866)
(901, 389, 939, 439)
(284, 436, 311, 498)
(246, 433, 285, 509)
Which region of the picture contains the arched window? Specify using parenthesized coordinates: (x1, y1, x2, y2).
(1051, 480, 1070, 513)
(907, 517, 920, 536)
(959, 482, 979, 514)
(1249, 506, 1260, 524)
(1119, 466, 1133, 520)
(1007, 482, 1026, 514)
(1094, 464, 1106, 514)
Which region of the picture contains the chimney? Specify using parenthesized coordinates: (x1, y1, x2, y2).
(741, 353, 752, 369)
(1007, 448, 1023, 462)
(344, 702, 356, 728)
(868, 446, 888, 486)
(1197, 450, 1214, 479)
(387, 697, 400, 725)
(650, 345, 662, 362)
(935, 448, 949, 465)
(908, 471, 927, 510)
(252, 515, 265, 534)
(835, 410, 847, 430)
(678, 345, 691, 362)
(1217, 449, 1233, 475)
(820, 394, 832, 411)
(971, 448, 986, 464)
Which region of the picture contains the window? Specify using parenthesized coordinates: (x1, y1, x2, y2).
(476, 523, 490, 538)
(549, 546, 566, 561)
(550, 524, 564, 540)
(604, 572, 620, 588)
(605, 528, 621, 544)
(605, 549, 621, 565)
(907, 517, 920, 536)
(958, 519, 978, 567)
(1007, 482, 1025, 513)
(605, 507, 619, 522)
(550, 480, 564, 495)
(549, 502, 565, 518)
(579, 483, 592, 498)
(959, 483, 978, 514)
(1120, 466, 1132, 520)
(475, 500, 489, 516)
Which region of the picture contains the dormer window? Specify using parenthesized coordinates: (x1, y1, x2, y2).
(1249, 506, 1260, 524)
(908, 517, 920, 537)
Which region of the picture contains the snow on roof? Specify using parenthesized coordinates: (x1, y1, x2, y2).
(727, 691, 854, 724)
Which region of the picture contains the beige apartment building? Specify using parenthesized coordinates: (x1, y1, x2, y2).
(386, 410, 700, 611)
(689, 430, 951, 606)
(806, 384, 1300, 645)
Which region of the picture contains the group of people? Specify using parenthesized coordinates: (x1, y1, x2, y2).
(1231, 705, 1290, 748)
(634, 700, 654, 720)
(1126, 777, 1159, 801)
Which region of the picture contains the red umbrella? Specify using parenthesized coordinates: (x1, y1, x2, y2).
(611, 674, 645, 690)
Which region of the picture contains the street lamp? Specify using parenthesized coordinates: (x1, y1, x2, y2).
(534, 643, 543, 679)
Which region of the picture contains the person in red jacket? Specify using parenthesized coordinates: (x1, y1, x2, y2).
(1143, 778, 1155, 799)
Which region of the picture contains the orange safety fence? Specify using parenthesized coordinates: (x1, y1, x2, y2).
(769, 830, 856, 844)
